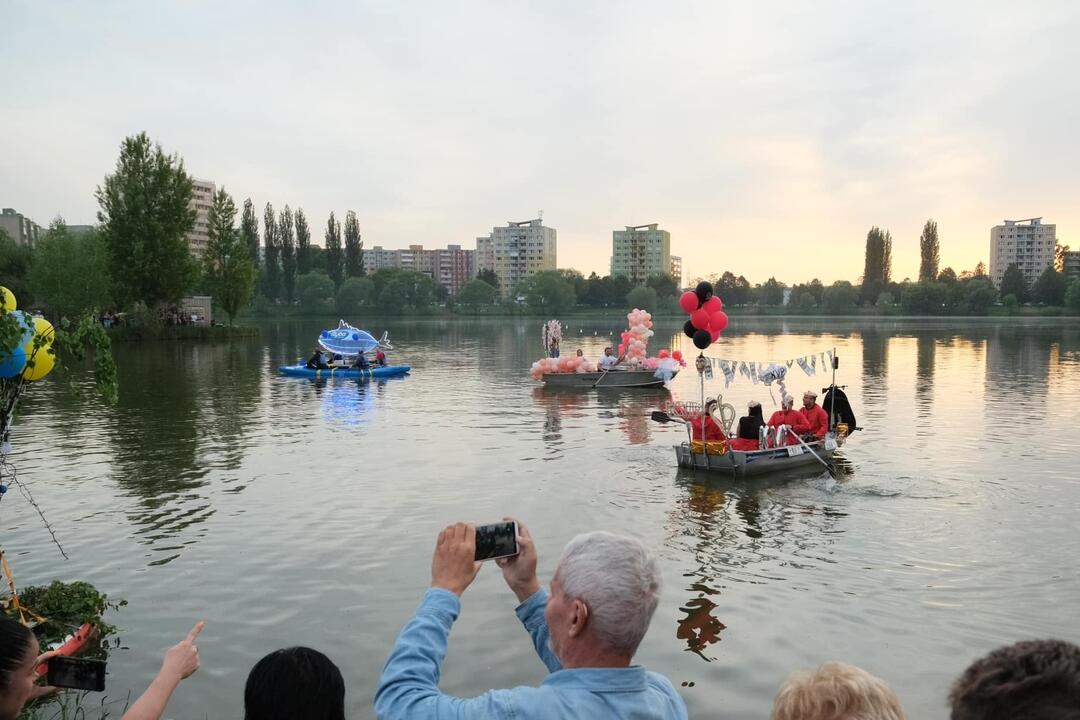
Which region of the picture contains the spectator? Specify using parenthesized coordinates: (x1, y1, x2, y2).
(0, 617, 202, 720)
(771, 662, 905, 720)
(244, 647, 345, 720)
(375, 520, 686, 719)
(948, 639, 1080, 720)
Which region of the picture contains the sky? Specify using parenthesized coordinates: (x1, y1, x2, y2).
(2, 0, 1079, 284)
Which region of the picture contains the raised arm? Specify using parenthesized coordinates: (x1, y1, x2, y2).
(121, 622, 203, 720)
(497, 519, 562, 673)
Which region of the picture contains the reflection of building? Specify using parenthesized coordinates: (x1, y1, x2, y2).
(990, 217, 1055, 289)
(476, 218, 556, 298)
(0, 207, 43, 246)
(187, 179, 216, 257)
(610, 224, 671, 284)
(1064, 250, 1080, 280)
(365, 244, 475, 295)
(670, 255, 683, 285)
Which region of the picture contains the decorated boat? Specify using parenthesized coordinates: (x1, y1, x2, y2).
(279, 320, 408, 381)
(279, 364, 410, 380)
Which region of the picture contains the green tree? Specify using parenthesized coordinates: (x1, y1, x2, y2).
(325, 212, 343, 287)
(797, 292, 817, 310)
(95, 132, 196, 308)
(519, 270, 576, 313)
(261, 203, 280, 301)
(861, 226, 893, 303)
(626, 285, 657, 310)
(759, 277, 785, 306)
(963, 277, 996, 315)
(790, 279, 824, 307)
(343, 211, 364, 278)
(999, 263, 1027, 303)
(1033, 265, 1067, 306)
(297, 271, 335, 313)
(335, 276, 374, 315)
(1003, 293, 1019, 314)
(1055, 244, 1071, 272)
(900, 281, 948, 314)
(557, 269, 588, 300)
(823, 280, 859, 313)
(295, 208, 312, 275)
(241, 198, 260, 265)
(645, 273, 679, 298)
(918, 219, 940, 282)
(937, 267, 957, 284)
(0, 229, 33, 305)
(202, 187, 256, 324)
(1065, 279, 1080, 313)
(477, 268, 499, 289)
(30, 220, 112, 319)
(457, 278, 499, 309)
(279, 205, 296, 303)
(974, 261, 987, 277)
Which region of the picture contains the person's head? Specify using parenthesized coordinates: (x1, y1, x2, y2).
(771, 662, 905, 720)
(545, 532, 661, 667)
(803, 390, 818, 409)
(748, 401, 763, 421)
(604, 347, 613, 357)
(948, 639, 1080, 720)
(244, 647, 345, 720)
(576, 349, 583, 357)
(782, 394, 794, 411)
(0, 618, 40, 720)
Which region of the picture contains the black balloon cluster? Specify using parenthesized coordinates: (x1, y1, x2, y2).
(679, 281, 728, 350)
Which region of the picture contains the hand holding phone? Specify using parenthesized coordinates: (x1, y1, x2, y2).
(46, 657, 106, 692)
(474, 521, 519, 562)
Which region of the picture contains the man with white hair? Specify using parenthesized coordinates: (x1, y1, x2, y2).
(374, 520, 687, 720)
(799, 390, 829, 439)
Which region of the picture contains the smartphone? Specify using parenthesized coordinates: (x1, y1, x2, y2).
(474, 521, 518, 561)
(46, 656, 106, 692)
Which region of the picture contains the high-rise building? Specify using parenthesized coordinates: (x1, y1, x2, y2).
(610, 224, 671, 284)
(187, 179, 216, 257)
(476, 218, 556, 297)
(1063, 250, 1080, 281)
(670, 255, 683, 286)
(399, 244, 435, 276)
(433, 245, 476, 296)
(366, 246, 402, 273)
(365, 243, 475, 296)
(990, 217, 1056, 289)
(0, 208, 43, 246)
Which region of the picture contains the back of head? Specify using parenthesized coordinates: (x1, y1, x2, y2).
(771, 662, 905, 720)
(554, 531, 661, 657)
(244, 647, 345, 720)
(949, 639, 1080, 720)
(0, 617, 33, 690)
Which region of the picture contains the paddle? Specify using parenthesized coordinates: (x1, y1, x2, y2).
(591, 369, 610, 388)
(788, 429, 835, 476)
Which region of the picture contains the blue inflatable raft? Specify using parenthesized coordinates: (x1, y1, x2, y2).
(279, 364, 411, 380)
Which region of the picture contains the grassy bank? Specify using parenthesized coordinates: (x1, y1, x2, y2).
(107, 324, 260, 342)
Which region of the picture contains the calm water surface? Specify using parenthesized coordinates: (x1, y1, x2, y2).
(2, 317, 1078, 719)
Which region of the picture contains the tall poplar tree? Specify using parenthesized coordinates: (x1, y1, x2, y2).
(262, 202, 280, 300)
(861, 226, 893, 303)
(95, 132, 196, 308)
(241, 198, 260, 265)
(325, 212, 343, 287)
(279, 205, 296, 303)
(295, 208, 311, 275)
(918, 219, 940, 282)
(344, 210, 364, 278)
(203, 187, 256, 324)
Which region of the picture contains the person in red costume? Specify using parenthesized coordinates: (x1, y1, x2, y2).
(767, 395, 808, 445)
(679, 399, 725, 442)
(799, 390, 829, 439)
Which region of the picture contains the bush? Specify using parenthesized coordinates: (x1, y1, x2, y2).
(457, 278, 499, 309)
(297, 271, 335, 314)
(626, 285, 658, 310)
(1003, 293, 1019, 314)
(1065, 279, 1080, 313)
(336, 276, 374, 315)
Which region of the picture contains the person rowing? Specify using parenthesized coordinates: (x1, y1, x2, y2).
(598, 347, 623, 372)
(767, 394, 809, 446)
(799, 390, 829, 439)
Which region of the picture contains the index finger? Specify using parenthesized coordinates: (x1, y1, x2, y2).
(185, 621, 205, 643)
(34, 650, 61, 667)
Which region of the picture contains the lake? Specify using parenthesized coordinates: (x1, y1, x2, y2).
(3, 317, 1078, 719)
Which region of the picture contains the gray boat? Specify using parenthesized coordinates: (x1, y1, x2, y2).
(541, 369, 676, 388)
(673, 439, 837, 477)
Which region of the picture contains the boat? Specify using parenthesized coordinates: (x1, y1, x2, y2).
(318, 320, 390, 356)
(542, 369, 676, 388)
(35, 623, 98, 677)
(278, 364, 411, 380)
(673, 438, 836, 476)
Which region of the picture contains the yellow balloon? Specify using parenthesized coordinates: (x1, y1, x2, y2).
(0, 287, 16, 313)
(22, 317, 56, 382)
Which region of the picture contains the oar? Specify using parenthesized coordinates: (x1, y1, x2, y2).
(591, 369, 610, 388)
(789, 430, 835, 475)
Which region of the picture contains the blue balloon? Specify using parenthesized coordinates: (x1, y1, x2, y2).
(12, 311, 33, 348)
(0, 346, 26, 378)
(320, 331, 330, 339)
(351, 333, 360, 340)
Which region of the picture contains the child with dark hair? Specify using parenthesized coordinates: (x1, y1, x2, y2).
(244, 647, 345, 720)
(0, 617, 54, 720)
(949, 639, 1080, 720)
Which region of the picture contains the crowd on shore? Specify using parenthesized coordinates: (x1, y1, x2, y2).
(1, 519, 1077, 720)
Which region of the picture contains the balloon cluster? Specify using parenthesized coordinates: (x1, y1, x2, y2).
(680, 282, 728, 350)
(618, 308, 654, 366)
(0, 287, 56, 382)
(530, 354, 593, 380)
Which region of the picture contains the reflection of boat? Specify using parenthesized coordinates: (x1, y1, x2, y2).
(278, 364, 411, 380)
(542, 370, 674, 388)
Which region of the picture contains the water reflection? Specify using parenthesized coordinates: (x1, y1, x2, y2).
(915, 333, 935, 420)
(530, 387, 669, 447)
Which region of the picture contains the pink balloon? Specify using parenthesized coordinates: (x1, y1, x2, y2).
(710, 311, 729, 333)
(703, 296, 722, 313)
(691, 309, 710, 330)
(618, 343, 627, 355)
(679, 291, 699, 314)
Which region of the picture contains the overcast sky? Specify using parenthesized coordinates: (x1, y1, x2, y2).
(3, 0, 1078, 283)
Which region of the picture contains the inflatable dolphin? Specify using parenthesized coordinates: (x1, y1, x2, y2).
(318, 320, 392, 356)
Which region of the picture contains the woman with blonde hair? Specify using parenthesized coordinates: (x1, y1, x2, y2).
(771, 662, 906, 720)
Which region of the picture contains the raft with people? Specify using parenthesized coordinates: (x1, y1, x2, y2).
(278, 320, 410, 381)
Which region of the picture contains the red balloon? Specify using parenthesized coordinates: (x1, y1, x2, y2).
(679, 291, 699, 314)
(709, 311, 729, 333)
(672, 350, 683, 361)
(690, 309, 710, 330)
(703, 296, 722, 313)
(710, 329, 721, 342)
(618, 343, 627, 355)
